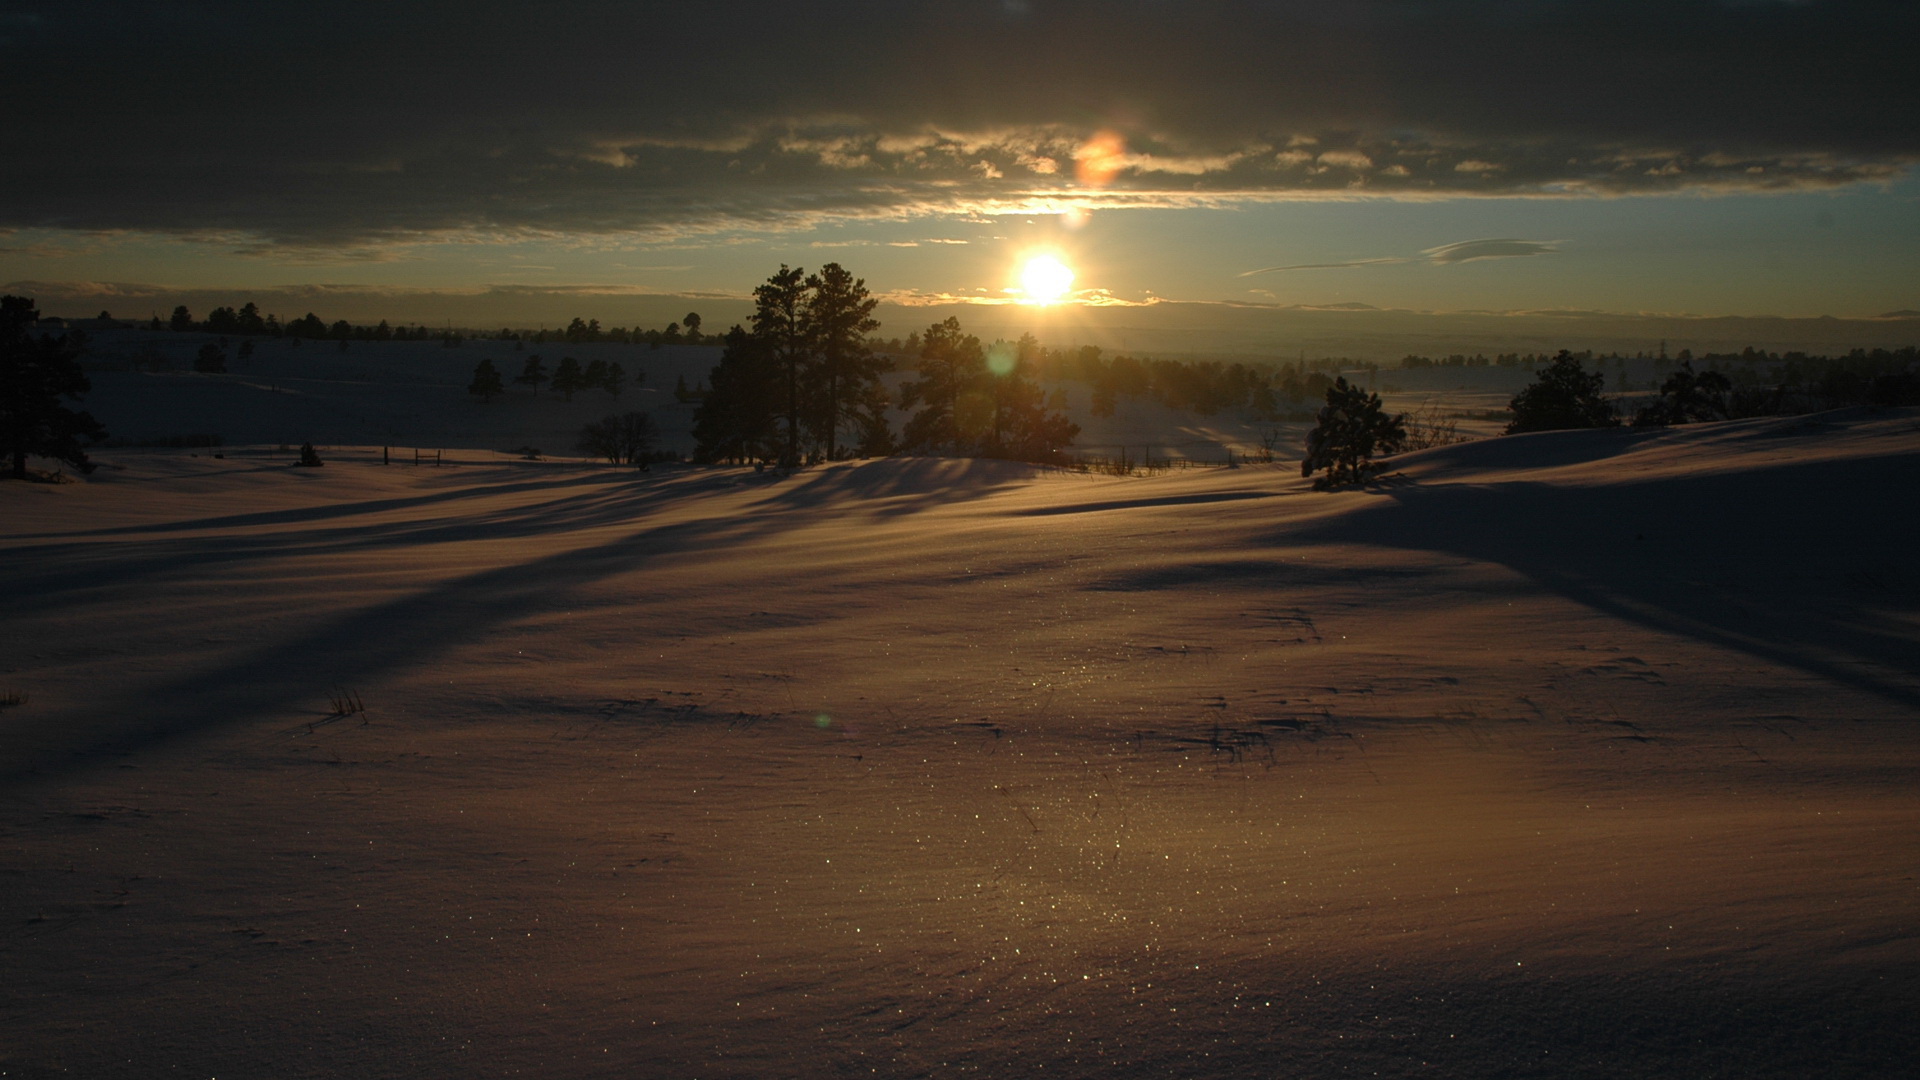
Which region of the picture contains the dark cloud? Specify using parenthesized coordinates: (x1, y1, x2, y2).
(2, 1, 1914, 246)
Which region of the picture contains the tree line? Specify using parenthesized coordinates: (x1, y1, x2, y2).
(690, 264, 1083, 467)
(1301, 345, 1920, 490)
(468, 354, 638, 403)
(155, 303, 715, 349)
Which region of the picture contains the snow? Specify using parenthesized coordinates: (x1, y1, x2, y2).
(2, 381, 1917, 1076)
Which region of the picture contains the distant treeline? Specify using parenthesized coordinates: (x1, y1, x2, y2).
(1015, 345, 1339, 419)
(143, 303, 715, 348)
(152, 303, 454, 343)
(1398, 345, 1918, 411)
(1659, 347, 1919, 414)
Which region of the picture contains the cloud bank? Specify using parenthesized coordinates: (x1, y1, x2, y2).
(2, 1, 1914, 248)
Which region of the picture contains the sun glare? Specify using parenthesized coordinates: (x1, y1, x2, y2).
(1018, 253, 1076, 304)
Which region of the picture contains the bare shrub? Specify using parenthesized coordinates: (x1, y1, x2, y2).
(1401, 402, 1472, 451)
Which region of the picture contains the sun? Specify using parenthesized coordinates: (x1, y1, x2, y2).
(1018, 253, 1076, 304)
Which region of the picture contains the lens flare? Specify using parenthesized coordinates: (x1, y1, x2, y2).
(1075, 130, 1127, 187)
(1018, 254, 1076, 304)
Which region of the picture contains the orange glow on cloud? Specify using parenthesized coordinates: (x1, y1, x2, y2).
(1074, 131, 1127, 187)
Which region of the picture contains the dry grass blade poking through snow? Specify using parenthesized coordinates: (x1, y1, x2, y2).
(327, 686, 365, 718)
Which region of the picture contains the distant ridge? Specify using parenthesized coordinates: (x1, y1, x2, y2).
(1876, 309, 1920, 319)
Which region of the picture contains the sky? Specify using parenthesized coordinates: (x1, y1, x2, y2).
(3, 1, 1918, 346)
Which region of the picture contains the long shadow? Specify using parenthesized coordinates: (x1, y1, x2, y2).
(0, 470, 752, 619)
(3, 499, 785, 786)
(1283, 449, 1920, 709)
(1, 459, 1055, 783)
(1015, 490, 1276, 517)
(8, 467, 625, 541)
(744, 457, 1046, 520)
(2, 461, 1034, 619)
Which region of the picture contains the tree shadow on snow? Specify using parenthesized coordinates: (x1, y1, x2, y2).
(0, 459, 1034, 782)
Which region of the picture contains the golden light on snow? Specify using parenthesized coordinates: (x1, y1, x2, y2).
(1018, 253, 1076, 304)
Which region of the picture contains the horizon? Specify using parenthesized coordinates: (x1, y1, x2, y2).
(4, 2, 1917, 340)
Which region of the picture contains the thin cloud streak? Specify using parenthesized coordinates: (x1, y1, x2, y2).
(1422, 238, 1560, 264)
(1242, 238, 1560, 276)
(1241, 257, 1415, 275)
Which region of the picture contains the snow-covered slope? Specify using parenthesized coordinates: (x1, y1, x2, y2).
(2, 409, 1916, 1078)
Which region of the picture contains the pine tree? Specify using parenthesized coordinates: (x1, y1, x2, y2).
(898, 317, 987, 454)
(2, 295, 107, 478)
(514, 355, 548, 396)
(550, 356, 583, 401)
(1633, 361, 1732, 427)
(803, 263, 883, 461)
(753, 265, 811, 467)
(692, 326, 783, 464)
(1506, 351, 1618, 433)
(1300, 377, 1406, 490)
(468, 358, 504, 402)
(851, 380, 897, 457)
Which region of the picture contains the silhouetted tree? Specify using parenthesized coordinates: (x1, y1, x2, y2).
(851, 381, 897, 457)
(899, 317, 986, 454)
(602, 361, 626, 398)
(288, 313, 328, 339)
(804, 262, 883, 460)
(169, 305, 194, 332)
(237, 302, 266, 334)
(297, 442, 324, 467)
(195, 341, 227, 373)
(2, 295, 107, 478)
(754, 265, 811, 466)
(1506, 351, 1618, 433)
(468, 358, 504, 402)
(692, 325, 783, 464)
(1633, 361, 1732, 427)
(577, 411, 657, 466)
(980, 334, 1079, 461)
(514, 355, 548, 395)
(551, 356, 583, 401)
(683, 311, 703, 343)
(1301, 377, 1406, 490)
